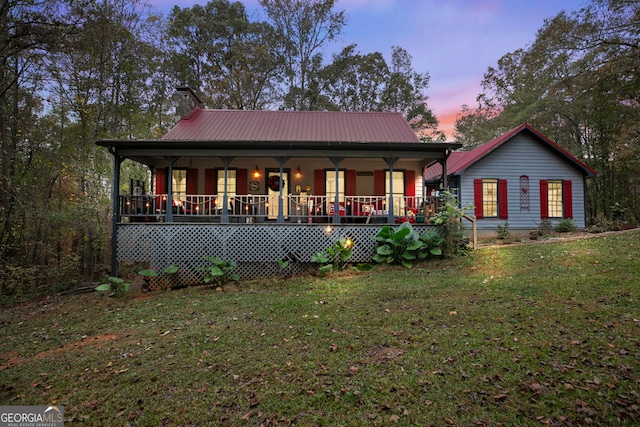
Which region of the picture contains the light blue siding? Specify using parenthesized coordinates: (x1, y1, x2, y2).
(458, 133, 586, 231)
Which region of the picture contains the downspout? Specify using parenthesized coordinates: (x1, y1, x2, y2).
(109, 148, 122, 276)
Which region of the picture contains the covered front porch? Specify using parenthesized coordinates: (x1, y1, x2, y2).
(97, 107, 461, 278)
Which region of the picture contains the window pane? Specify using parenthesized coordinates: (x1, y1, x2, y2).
(325, 171, 345, 211)
(217, 170, 237, 210)
(548, 180, 563, 218)
(172, 169, 187, 196)
(385, 171, 405, 215)
(482, 179, 498, 217)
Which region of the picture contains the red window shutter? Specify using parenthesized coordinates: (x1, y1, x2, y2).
(237, 169, 247, 195)
(205, 169, 216, 194)
(155, 168, 167, 194)
(405, 170, 416, 207)
(374, 170, 385, 196)
(473, 179, 483, 219)
(563, 180, 573, 219)
(187, 169, 198, 194)
(498, 179, 508, 219)
(346, 170, 356, 196)
(540, 180, 549, 219)
(314, 169, 325, 195)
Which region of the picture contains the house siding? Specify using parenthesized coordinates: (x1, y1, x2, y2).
(458, 133, 586, 231)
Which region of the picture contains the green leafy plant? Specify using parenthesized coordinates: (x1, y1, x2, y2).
(536, 219, 554, 236)
(373, 222, 422, 268)
(138, 269, 158, 293)
(95, 276, 131, 298)
(430, 191, 471, 257)
(555, 218, 577, 233)
(197, 257, 239, 287)
(496, 221, 510, 240)
(417, 229, 444, 259)
(311, 238, 354, 274)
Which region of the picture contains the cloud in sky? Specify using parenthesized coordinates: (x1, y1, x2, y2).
(149, 0, 586, 139)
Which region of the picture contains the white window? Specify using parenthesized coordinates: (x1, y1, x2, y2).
(325, 170, 345, 211)
(482, 179, 498, 218)
(217, 169, 237, 210)
(385, 171, 405, 215)
(548, 180, 563, 218)
(172, 169, 187, 197)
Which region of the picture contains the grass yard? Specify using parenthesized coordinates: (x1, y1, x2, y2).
(1, 230, 639, 426)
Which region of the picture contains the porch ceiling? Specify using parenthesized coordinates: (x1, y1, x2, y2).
(96, 139, 462, 166)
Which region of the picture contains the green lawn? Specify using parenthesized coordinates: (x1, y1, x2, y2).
(1, 231, 639, 426)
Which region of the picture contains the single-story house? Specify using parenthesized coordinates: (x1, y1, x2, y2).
(424, 124, 597, 235)
(96, 88, 461, 281)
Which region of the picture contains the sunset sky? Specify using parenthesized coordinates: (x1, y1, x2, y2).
(149, 0, 587, 140)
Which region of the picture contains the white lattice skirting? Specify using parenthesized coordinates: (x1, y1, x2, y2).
(117, 223, 436, 282)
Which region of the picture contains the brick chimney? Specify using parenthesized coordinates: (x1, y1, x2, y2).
(175, 87, 203, 119)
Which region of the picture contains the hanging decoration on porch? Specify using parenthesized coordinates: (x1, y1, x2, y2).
(267, 175, 282, 191)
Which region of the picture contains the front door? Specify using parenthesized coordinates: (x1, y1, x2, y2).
(267, 171, 289, 219)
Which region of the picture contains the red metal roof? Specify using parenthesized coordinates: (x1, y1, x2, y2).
(162, 108, 422, 143)
(424, 124, 598, 180)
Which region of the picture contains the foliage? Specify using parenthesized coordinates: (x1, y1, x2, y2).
(311, 238, 354, 274)
(555, 218, 577, 233)
(95, 276, 131, 298)
(197, 256, 239, 287)
(496, 221, 510, 240)
(138, 269, 158, 278)
(417, 229, 444, 259)
(430, 191, 471, 257)
(3, 231, 639, 425)
(536, 219, 554, 237)
(372, 222, 423, 268)
(454, 0, 640, 226)
(260, 0, 346, 110)
(163, 264, 179, 276)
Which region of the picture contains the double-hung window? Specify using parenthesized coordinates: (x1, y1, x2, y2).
(474, 178, 508, 219)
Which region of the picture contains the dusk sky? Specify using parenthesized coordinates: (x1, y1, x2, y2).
(149, 0, 587, 140)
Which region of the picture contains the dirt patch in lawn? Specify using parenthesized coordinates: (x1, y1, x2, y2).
(366, 345, 405, 363)
(0, 333, 119, 371)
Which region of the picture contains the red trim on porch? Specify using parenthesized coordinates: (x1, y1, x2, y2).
(237, 169, 248, 195)
(405, 170, 415, 207)
(374, 170, 384, 196)
(346, 170, 356, 196)
(156, 168, 166, 193)
(187, 169, 198, 194)
(205, 169, 216, 194)
(314, 169, 325, 195)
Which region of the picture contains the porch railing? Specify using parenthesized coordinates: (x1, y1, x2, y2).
(119, 194, 440, 224)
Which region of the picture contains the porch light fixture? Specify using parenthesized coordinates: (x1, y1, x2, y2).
(294, 166, 303, 180)
(252, 165, 261, 179)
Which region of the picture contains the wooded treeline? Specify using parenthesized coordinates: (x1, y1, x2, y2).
(0, 0, 442, 295)
(1, 0, 637, 296)
(455, 0, 639, 229)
